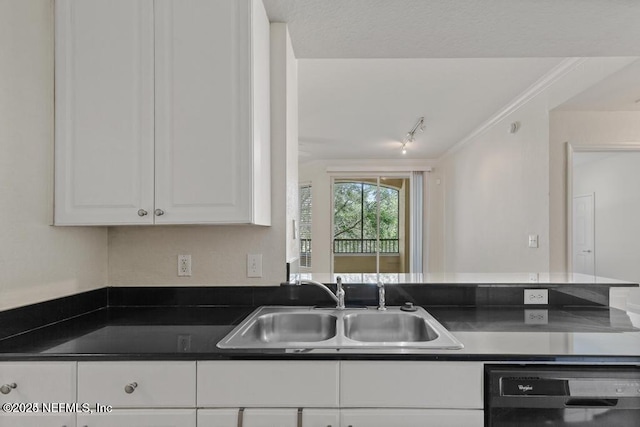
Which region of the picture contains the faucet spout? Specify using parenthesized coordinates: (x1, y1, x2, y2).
(284, 276, 346, 309)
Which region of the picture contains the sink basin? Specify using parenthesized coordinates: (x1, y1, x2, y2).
(245, 312, 337, 343)
(217, 306, 463, 350)
(343, 312, 438, 342)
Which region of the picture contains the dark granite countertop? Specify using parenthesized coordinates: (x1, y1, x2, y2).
(1, 304, 639, 362)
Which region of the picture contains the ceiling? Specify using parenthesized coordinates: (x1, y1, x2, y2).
(263, 0, 640, 59)
(299, 58, 563, 160)
(555, 60, 640, 112)
(262, 1, 640, 161)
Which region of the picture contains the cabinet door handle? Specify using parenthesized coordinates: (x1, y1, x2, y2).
(582, 249, 592, 253)
(0, 383, 16, 394)
(154, 209, 165, 216)
(124, 382, 138, 394)
(137, 209, 148, 217)
(237, 407, 245, 427)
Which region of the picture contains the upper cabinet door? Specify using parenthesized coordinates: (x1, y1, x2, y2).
(55, 0, 155, 225)
(154, 0, 270, 225)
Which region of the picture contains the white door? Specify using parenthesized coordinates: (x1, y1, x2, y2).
(0, 414, 74, 427)
(55, 0, 155, 225)
(154, 0, 254, 224)
(573, 194, 595, 275)
(340, 409, 483, 427)
(77, 409, 195, 427)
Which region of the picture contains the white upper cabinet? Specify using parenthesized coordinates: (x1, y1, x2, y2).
(55, 0, 155, 225)
(54, 0, 271, 226)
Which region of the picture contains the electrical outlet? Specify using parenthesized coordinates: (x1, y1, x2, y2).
(524, 289, 548, 305)
(528, 234, 539, 248)
(247, 254, 263, 278)
(525, 309, 548, 325)
(178, 254, 192, 277)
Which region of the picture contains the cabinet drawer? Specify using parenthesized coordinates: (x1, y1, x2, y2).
(77, 409, 195, 427)
(0, 413, 75, 427)
(78, 362, 195, 408)
(340, 409, 484, 427)
(341, 361, 483, 409)
(197, 361, 339, 407)
(0, 362, 76, 403)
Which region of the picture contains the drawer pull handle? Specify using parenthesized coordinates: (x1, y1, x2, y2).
(124, 382, 138, 394)
(0, 383, 16, 394)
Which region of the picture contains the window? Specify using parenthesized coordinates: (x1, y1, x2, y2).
(333, 181, 399, 254)
(299, 184, 312, 267)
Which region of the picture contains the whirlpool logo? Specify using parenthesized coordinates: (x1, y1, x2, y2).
(518, 384, 534, 392)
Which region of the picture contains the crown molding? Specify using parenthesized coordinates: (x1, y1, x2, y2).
(438, 57, 587, 161)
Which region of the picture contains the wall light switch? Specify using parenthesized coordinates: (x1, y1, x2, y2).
(524, 289, 548, 305)
(528, 234, 539, 248)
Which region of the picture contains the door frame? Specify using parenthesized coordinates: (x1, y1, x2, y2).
(329, 172, 412, 276)
(566, 143, 640, 273)
(572, 193, 595, 275)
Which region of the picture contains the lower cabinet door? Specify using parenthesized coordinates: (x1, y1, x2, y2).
(340, 409, 484, 427)
(77, 409, 196, 427)
(198, 408, 340, 427)
(0, 413, 74, 427)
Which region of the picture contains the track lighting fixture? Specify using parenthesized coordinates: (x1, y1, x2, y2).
(400, 117, 425, 154)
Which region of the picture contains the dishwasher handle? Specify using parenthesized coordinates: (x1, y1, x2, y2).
(565, 398, 619, 407)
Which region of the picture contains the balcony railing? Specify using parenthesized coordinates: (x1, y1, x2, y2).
(300, 238, 312, 267)
(300, 239, 400, 265)
(333, 238, 399, 254)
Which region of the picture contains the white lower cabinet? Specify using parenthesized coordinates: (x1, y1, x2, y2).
(0, 361, 483, 427)
(340, 361, 483, 409)
(197, 361, 340, 407)
(198, 409, 340, 427)
(0, 413, 74, 427)
(77, 409, 195, 427)
(77, 361, 196, 408)
(0, 362, 77, 427)
(340, 409, 484, 427)
(0, 362, 76, 404)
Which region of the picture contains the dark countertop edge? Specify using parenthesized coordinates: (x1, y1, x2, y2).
(0, 353, 638, 363)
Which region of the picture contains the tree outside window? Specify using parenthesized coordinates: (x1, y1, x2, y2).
(333, 181, 399, 253)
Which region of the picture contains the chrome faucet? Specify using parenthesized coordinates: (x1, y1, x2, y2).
(284, 276, 346, 309)
(377, 281, 386, 311)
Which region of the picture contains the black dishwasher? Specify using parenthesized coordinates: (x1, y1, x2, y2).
(486, 365, 640, 426)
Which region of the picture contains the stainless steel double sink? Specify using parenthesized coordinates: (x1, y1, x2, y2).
(217, 306, 464, 350)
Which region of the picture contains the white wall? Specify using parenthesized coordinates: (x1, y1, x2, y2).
(549, 111, 640, 307)
(435, 58, 636, 274)
(549, 111, 640, 271)
(437, 96, 551, 272)
(574, 152, 640, 283)
(0, 0, 107, 310)
(107, 23, 297, 286)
